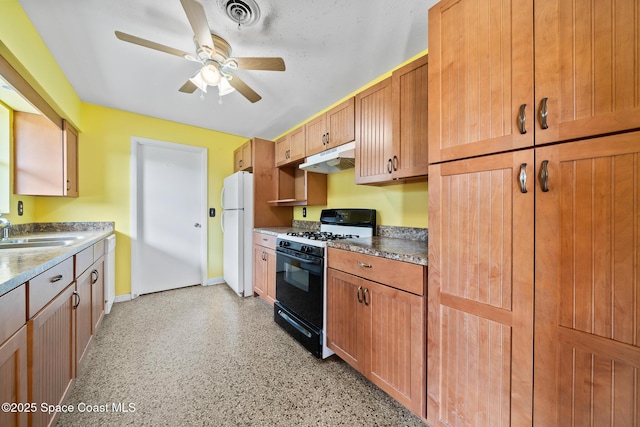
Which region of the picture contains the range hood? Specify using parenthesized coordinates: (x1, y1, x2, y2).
(299, 141, 355, 174)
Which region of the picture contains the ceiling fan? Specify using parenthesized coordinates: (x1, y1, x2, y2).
(115, 0, 285, 103)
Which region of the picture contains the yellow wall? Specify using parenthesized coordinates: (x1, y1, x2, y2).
(281, 51, 429, 228)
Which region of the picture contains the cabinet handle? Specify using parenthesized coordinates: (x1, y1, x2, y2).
(539, 97, 549, 129)
(322, 133, 327, 145)
(357, 286, 363, 303)
(357, 261, 372, 268)
(363, 288, 370, 306)
(392, 155, 398, 171)
(540, 160, 550, 192)
(239, 159, 243, 168)
(519, 163, 528, 193)
(326, 132, 329, 144)
(91, 269, 99, 284)
(67, 179, 72, 191)
(387, 159, 392, 174)
(50, 274, 63, 283)
(72, 290, 80, 309)
(518, 104, 527, 134)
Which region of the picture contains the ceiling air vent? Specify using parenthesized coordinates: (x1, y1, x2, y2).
(218, 0, 260, 28)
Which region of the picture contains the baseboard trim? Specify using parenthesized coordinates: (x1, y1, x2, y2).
(114, 294, 132, 303)
(205, 277, 225, 286)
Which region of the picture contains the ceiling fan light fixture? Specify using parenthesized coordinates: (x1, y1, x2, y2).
(200, 63, 221, 86)
(218, 75, 236, 96)
(189, 73, 208, 93)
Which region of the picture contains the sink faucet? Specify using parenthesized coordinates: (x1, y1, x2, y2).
(0, 215, 11, 240)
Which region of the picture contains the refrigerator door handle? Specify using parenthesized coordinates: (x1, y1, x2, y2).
(220, 210, 225, 233)
(220, 187, 226, 210)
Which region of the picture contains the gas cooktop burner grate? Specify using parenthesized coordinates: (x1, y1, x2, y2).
(286, 231, 360, 241)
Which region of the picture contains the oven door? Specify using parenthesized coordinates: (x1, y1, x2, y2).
(275, 247, 324, 330)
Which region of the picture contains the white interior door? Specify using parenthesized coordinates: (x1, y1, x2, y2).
(131, 137, 207, 296)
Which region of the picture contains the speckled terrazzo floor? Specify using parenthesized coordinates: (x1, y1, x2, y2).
(56, 284, 427, 426)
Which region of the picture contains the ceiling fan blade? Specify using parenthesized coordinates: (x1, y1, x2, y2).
(115, 31, 192, 59)
(234, 57, 286, 71)
(180, 0, 215, 56)
(227, 73, 262, 103)
(179, 79, 198, 93)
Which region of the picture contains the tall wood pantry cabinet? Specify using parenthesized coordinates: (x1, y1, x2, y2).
(427, 0, 640, 425)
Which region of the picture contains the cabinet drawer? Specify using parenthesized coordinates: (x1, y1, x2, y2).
(0, 284, 26, 344)
(253, 232, 276, 249)
(328, 248, 424, 295)
(93, 238, 105, 261)
(28, 257, 74, 318)
(75, 246, 94, 277)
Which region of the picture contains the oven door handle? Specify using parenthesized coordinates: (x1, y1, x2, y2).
(276, 250, 322, 266)
(277, 309, 313, 338)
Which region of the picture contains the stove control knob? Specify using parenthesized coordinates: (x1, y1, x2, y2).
(279, 241, 290, 247)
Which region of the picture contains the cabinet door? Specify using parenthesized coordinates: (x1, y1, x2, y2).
(326, 268, 366, 372)
(305, 114, 327, 157)
(0, 326, 27, 427)
(326, 97, 355, 149)
(233, 147, 243, 172)
(392, 55, 428, 180)
(428, 0, 534, 163)
(274, 135, 290, 167)
(288, 126, 306, 163)
(14, 111, 65, 196)
(534, 0, 640, 145)
(91, 259, 105, 332)
(76, 268, 92, 368)
(63, 120, 78, 197)
(241, 140, 252, 170)
(264, 247, 277, 305)
(355, 78, 393, 184)
(366, 280, 425, 417)
(253, 245, 267, 297)
(534, 133, 640, 426)
(28, 284, 75, 427)
(428, 150, 534, 426)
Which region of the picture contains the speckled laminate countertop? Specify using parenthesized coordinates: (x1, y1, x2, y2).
(328, 236, 428, 266)
(254, 227, 427, 266)
(0, 226, 114, 297)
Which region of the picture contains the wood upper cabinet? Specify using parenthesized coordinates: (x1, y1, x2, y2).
(327, 249, 426, 418)
(14, 113, 79, 197)
(391, 54, 429, 180)
(253, 232, 277, 305)
(534, 0, 640, 145)
(305, 97, 355, 157)
(233, 140, 253, 172)
(275, 126, 305, 167)
(428, 0, 534, 162)
(427, 150, 534, 426)
(63, 120, 79, 197)
(354, 78, 393, 184)
(534, 133, 640, 426)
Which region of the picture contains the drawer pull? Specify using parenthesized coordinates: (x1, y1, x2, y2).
(50, 274, 64, 283)
(357, 262, 372, 268)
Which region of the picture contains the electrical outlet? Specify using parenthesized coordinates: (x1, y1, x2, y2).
(209, 208, 216, 217)
(302, 207, 307, 218)
(17, 201, 24, 216)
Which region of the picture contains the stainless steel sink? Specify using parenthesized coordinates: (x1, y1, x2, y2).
(0, 235, 84, 249)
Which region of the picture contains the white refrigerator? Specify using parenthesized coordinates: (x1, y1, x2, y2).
(221, 171, 254, 297)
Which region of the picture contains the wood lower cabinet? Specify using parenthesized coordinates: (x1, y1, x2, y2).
(0, 285, 27, 427)
(91, 258, 105, 332)
(427, 150, 534, 426)
(75, 267, 93, 368)
(28, 284, 76, 427)
(534, 133, 640, 426)
(253, 232, 277, 305)
(327, 248, 426, 418)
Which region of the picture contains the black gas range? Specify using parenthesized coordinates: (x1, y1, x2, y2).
(273, 209, 376, 358)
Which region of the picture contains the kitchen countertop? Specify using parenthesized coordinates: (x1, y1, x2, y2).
(328, 236, 428, 266)
(0, 228, 114, 298)
(255, 227, 427, 266)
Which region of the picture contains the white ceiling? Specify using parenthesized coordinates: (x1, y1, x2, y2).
(17, 0, 434, 140)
